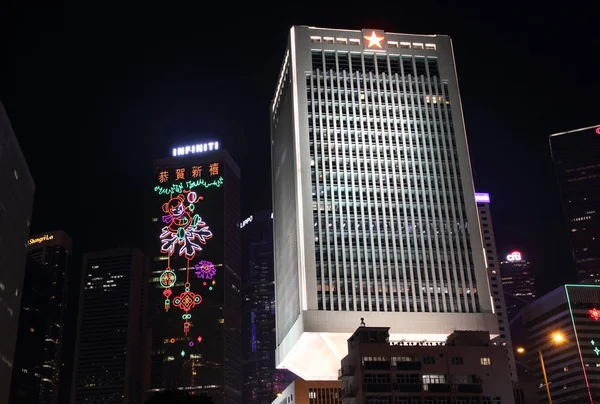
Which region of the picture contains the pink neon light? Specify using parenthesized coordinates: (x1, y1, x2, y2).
(596, 127, 600, 135)
(590, 308, 600, 321)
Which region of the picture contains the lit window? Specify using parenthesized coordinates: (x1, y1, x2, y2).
(400, 42, 411, 49)
(349, 38, 360, 45)
(412, 43, 424, 49)
(425, 43, 437, 50)
(335, 38, 348, 44)
(387, 41, 399, 48)
(480, 357, 491, 365)
(310, 36, 322, 43)
(323, 37, 334, 44)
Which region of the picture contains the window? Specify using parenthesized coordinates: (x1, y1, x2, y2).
(423, 356, 435, 364)
(480, 357, 491, 365)
(391, 356, 413, 365)
(451, 356, 464, 365)
(425, 43, 437, 50)
(310, 36, 322, 43)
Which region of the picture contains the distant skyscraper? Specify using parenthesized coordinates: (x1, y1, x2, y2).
(10, 231, 72, 404)
(0, 102, 35, 404)
(148, 146, 242, 404)
(550, 125, 600, 283)
(500, 251, 536, 303)
(72, 248, 149, 404)
(241, 211, 295, 403)
(475, 192, 518, 382)
(270, 26, 498, 380)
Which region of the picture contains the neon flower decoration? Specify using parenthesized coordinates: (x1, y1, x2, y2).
(160, 192, 213, 259)
(195, 260, 216, 280)
(172, 283, 202, 335)
(590, 308, 600, 321)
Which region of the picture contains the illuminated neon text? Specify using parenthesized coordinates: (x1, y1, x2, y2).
(172, 142, 219, 157)
(154, 176, 224, 195)
(506, 251, 522, 262)
(28, 234, 54, 246)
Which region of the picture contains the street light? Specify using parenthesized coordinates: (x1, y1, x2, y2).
(516, 331, 566, 404)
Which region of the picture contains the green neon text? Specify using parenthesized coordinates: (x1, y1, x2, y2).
(154, 176, 224, 195)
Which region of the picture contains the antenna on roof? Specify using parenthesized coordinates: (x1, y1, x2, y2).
(360, 317, 366, 327)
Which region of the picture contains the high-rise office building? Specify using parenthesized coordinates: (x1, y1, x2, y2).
(10, 231, 72, 404)
(0, 102, 35, 404)
(500, 251, 536, 305)
(475, 192, 517, 382)
(241, 211, 295, 403)
(550, 125, 600, 283)
(149, 144, 242, 404)
(522, 284, 600, 404)
(72, 248, 149, 404)
(270, 26, 498, 380)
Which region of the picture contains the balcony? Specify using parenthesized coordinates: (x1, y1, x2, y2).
(365, 383, 393, 393)
(424, 383, 451, 393)
(364, 361, 391, 371)
(396, 361, 422, 371)
(456, 383, 483, 393)
(340, 387, 356, 398)
(338, 366, 353, 379)
(395, 383, 422, 393)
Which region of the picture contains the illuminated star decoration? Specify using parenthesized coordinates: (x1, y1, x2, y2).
(364, 31, 384, 49)
(195, 260, 217, 280)
(590, 308, 600, 321)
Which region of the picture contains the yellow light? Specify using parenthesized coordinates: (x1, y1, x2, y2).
(516, 347, 525, 354)
(276, 393, 282, 397)
(552, 332, 565, 344)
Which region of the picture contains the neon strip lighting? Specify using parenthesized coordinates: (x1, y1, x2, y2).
(154, 176, 224, 195)
(565, 285, 594, 404)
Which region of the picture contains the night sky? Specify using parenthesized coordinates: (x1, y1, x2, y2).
(3, 2, 599, 295)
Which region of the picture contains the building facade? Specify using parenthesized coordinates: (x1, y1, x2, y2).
(499, 251, 536, 316)
(270, 26, 497, 380)
(339, 326, 514, 404)
(271, 379, 341, 404)
(0, 102, 35, 404)
(475, 193, 517, 382)
(72, 248, 149, 404)
(521, 284, 600, 404)
(148, 147, 242, 404)
(242, 211, 295, 403)
(550, 125, 600, 283)
(10, 231, 72, 404)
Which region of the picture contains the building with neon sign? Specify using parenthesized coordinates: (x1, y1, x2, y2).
(522, 284, 600, 403)
(0, 102, 35, 404)
(241, 211, 295, 403)
(500, 251, 536, 314)
(550, 125, 600, 284)
(475, 193, 518, 382)
(72, 248, 150, 404)
(270, 26, 498, 380)
(9, 231, 72, 404)
(148, 148, 242, 404)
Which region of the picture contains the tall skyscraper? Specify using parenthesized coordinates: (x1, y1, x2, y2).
(0, 102, 35, 404)
(10, 231, 72, 404)
(72, 248, 149, 404)
(270, 26, 498, 380)
(241, 211, 295, 403)
(475, 192, 517, 382)
(149, 144, 242, 404)
(550, 125, 600, 283)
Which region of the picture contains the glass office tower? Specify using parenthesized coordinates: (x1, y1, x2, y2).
(270, 26, 497, 380)
(550, 125, 600, 283)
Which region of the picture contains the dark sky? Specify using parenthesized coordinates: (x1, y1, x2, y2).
(3, 2, 599, 294)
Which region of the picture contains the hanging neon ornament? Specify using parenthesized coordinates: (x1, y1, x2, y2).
(160, 269, 177, 311)
(173, 282, 202, 335)
(195, 260, 216, 280)
(590, 308, 600, 321)
(157, 187, 213, 334)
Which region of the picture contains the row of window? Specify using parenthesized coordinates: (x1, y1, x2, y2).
(310, 35, 437, 51)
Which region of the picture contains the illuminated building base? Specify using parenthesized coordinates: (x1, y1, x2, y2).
(276, 311, 499, 380)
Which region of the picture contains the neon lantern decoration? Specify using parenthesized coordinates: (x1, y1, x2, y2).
(158, 187, 213, 335)
(506, 251, 522, 262)
(590, 308, 600, 321)
(195, 260, 216, 280)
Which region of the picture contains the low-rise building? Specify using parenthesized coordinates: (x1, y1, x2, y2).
(339, 325, 514, 404)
